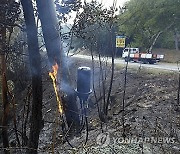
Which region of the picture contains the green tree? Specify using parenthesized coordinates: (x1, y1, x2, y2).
(71, 0, 117, 55)
(118, 0, 180, 51)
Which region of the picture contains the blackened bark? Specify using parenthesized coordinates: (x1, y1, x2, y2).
(105, 25, 115, 116)
(21, 0, 42, 153)
(1, 55, 10, 154)
(174, 28, 179, 51)
(36, 0, 80, 128)
(0, 12, 10, 153)
(36, 0, 61, 65)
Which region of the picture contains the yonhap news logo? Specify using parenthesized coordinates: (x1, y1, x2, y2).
(96, 132, 176, 147)
(96, 132, 110, 147)
(112, 136, 176, 144)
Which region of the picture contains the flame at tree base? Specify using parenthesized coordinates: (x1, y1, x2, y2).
(49, 63, 63, 114)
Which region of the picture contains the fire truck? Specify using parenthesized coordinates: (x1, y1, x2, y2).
(122, 48, 164, 64)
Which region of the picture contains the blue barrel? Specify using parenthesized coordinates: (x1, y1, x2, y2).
(77, 67, 91, 94)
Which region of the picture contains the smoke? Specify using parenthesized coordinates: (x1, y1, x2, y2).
(59, 80, 74, 94)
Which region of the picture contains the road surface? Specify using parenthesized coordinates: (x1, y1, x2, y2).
(72, 54, 179, 72)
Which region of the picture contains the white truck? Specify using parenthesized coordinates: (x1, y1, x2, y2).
(122, 48, 164, 64)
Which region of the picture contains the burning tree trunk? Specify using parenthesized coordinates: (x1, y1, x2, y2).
(36, 0, 80, 128)
(21, 0, 43, 153)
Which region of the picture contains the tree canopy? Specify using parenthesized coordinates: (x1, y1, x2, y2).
(118, 0, 180, 50)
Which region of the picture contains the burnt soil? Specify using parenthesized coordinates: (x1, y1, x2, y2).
(1, 57, 180, 154)
(38, 57, 180, 154)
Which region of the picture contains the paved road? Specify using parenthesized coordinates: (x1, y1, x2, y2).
(72, 54, 179, 72)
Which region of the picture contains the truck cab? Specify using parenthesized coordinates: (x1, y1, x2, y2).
(122, 48, 139, 62)
(122, 48, 139, 58)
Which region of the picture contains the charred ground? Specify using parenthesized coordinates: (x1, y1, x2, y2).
(39, 57, 180, 153)
(1, 57, 180, 154)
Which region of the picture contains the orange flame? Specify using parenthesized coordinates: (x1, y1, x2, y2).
(49, 63, 63, 114)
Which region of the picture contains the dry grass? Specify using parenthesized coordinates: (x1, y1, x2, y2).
(153, 48, 180, 63)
